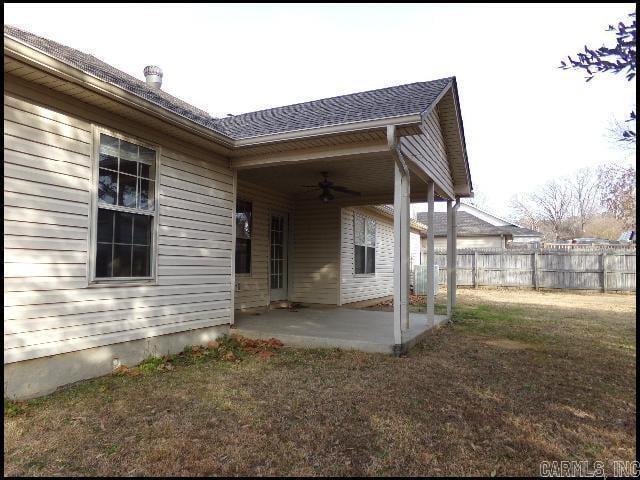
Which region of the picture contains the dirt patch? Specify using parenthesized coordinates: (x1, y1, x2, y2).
(4, 289, 636, 477)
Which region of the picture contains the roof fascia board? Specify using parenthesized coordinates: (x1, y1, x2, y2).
(418, 78, 453, 120)
(416, 79, 473, 198)
(449, 77, 473, 195)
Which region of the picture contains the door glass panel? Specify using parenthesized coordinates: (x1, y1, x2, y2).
(270, 215, 285, 291)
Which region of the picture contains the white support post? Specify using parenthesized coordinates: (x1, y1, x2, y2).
(426, 181, 435, 327)
(230, 169, 237, 325)
(451, 198, 459, 308)
(389, 124, 410, 353)
(393, 161, 403, 348)
(401, 167, 411, 331)
(446, 199, 453, 318)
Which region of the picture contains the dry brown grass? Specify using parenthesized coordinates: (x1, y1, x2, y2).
(4, 289, 636, 476)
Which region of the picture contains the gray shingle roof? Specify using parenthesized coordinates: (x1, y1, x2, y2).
(5, 25, 452, 141)
(372, 205, 428, 232)
(217, 78, 452, 139)
(4, 25, 226, 134)
(416, 211, 541, 237)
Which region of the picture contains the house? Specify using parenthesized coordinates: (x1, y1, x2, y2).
(618, 230, 636, 244)
(4, 25, 472, 398)
(417, 203, 542, 251)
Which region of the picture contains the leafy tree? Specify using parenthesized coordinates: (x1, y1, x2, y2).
(560, 11, 636, 141)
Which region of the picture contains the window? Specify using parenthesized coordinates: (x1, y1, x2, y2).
(94, 133, 156, 279)
(354, 215, 376, 274)
(235, 200, 252, 274)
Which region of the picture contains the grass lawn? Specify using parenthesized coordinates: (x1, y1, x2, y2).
(4, 289, 636, 476)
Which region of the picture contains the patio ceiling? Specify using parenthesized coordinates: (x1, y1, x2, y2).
(237, 152, 449, 206)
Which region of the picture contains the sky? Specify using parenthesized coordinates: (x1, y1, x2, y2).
(4, 3, 636, 218)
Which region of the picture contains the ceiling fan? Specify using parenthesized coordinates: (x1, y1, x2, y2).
(302, 172, 361, 203)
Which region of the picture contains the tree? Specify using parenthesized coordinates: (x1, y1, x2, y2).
(597, 163, 636, 229)
(607, 112, 637, 151)
(509, 179, 575, 240)
(569, 167, 601, 234)
(509, 194, 542, 231)
(560, 11, 636, 142)
(530, 180, 574, 240)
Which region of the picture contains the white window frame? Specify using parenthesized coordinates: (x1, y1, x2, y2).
(87, 125, 160, 286)
(353, 214, 376, 276)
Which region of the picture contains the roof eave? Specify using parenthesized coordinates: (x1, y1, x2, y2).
(4, 32, 425, 152)
(4, 35, 236, 150)
(4, 31, 468, 164)
(233, 114, 423, 148)
(449, 77, 473, 196)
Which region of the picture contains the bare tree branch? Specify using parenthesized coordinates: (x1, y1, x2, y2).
(597, 163, 636, 230)
(569, 167, 601, 234)
(560, 11, 636, 141)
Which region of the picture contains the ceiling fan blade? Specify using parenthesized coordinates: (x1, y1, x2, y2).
(301, 185, 320, 188)
(297, 189, 321, 198)
(331, 185, 361, 196)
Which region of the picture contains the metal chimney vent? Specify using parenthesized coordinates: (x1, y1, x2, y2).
(143, 65, 163, 89)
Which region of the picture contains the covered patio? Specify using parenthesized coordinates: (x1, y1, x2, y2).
(234, 306, 449, 354)
(229, 78, 472, 355)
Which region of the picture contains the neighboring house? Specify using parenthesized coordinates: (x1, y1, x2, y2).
(417, 203, 542, 250)
(3, 25, 472, 398)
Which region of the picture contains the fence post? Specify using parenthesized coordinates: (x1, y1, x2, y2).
(533, 251, 539, 290)
(473, 251, 478, 288)
(602, 252, 608, 293)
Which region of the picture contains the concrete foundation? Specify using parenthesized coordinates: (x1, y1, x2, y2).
(4, 324, 229, 400)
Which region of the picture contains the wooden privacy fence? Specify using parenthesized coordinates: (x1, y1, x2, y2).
(419, 249, 636, 292)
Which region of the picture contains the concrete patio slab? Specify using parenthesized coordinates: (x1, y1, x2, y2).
(233, 307, 448, 354)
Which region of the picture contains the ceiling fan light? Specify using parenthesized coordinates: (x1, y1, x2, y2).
(319, 190, 334, 203)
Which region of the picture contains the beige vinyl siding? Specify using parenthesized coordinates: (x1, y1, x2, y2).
(511, 235, 541, 244)
(340, 207, 395, 304)
(290, 203, 340, 304)
(400, 108, 454, 199)
(422, 235, 505, 251)
(4, 91, 234, 364)
(234, 180, 294, 310)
